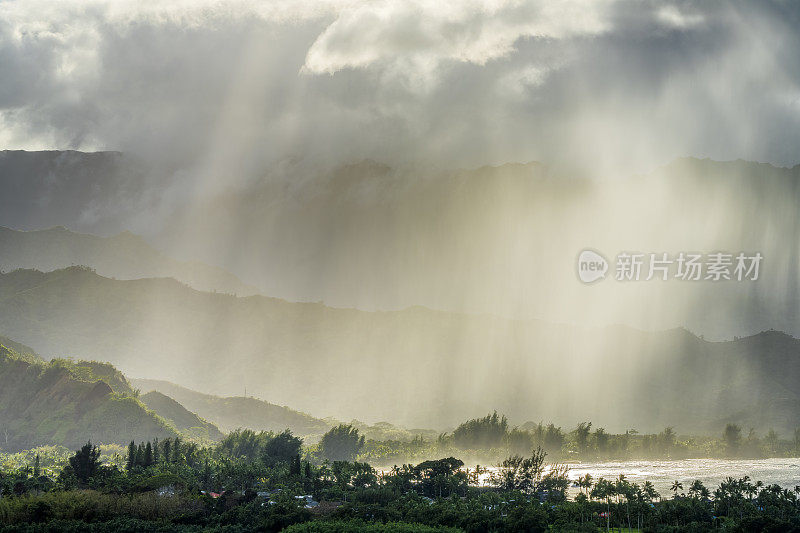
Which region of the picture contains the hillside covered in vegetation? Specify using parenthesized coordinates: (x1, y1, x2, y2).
(134, 379, 330, 438)
(139, 391, 223, 442)
(0, 343, 176, 451)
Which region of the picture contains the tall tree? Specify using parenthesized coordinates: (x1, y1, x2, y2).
(289, 454, 302, 476)
(172, 436, 182, 463)
(162, 439, 172, 464)
(764, 429, 779, 455)
(126, 441, 136, 471)
(319, 424, 365, 462)
(795, 428, 800, 455)
(591, 478, 616, 532)
(671, 480, 683, 499)
(493, 447, 547, 494)
(135, 443, 144, 467)
(144, 442, 153, 467)
(69, 441, 101, 484)
(262, 430, 302, 466)
(575, 422, 592, 456)
(594, 427, 609, 454)
(452, 412, 508, 449)
(723, 424, 742, 456)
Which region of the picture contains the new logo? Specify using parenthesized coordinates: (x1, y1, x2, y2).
(577, 249, 608, 283)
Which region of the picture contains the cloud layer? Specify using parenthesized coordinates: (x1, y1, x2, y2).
(1, 0, 799, 177)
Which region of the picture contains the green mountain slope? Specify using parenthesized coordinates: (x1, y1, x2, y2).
(0, 343, 177, 452)
(0, 225, 259, 296)
(0, 335, 41, 364)
(133, 379, 329, 438)
(53, 359, 134, 395)
(139, 391, 224, 442)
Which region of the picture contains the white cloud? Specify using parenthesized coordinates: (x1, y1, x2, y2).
(497, 64, 556, 99)
(656, 5, 704, 29)
(303, 0, 611, 82)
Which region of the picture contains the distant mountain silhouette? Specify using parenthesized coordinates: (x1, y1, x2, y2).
(0, 225, 259, 296)
(139, 391, 224, 442)
(133, 379, 329, 438)
(4, 151, 800, 338)
(0, 267, 798, 434)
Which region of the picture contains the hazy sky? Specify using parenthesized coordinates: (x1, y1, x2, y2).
(1, 0, 799, 178)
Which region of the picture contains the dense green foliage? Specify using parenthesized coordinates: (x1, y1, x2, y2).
(360, 414, 800, 467)
(1, 427, 799, 532)
(0, 338, 40, 365)
(48, 360, 133, 396)
(453, 413, 508, 450)
(318, 426, 365, 463)
(0, 345, 177, 451)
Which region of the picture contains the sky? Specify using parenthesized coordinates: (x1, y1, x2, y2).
(1, 0, 800, 179)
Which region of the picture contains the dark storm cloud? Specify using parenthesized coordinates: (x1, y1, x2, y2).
(0, 0, 799, 177)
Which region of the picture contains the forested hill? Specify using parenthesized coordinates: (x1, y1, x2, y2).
(0, 225, 259, 296)
(139, 391, 224, 442)
(0, 335, 40, 364)
(1, 267, 800, 433)
(133, 379, 330, 438)
(0, 344, 177, 451)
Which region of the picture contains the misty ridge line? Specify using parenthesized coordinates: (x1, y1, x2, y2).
(0, 225, 786, 344)
(1, 264, 799, 434)
(4, 151, 800, 432)
(0, 261, 772, 341)
(3, 149, 800, 339)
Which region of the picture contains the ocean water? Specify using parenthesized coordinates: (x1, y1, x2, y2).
(557, 458, 799, 496)
(383, 458, 800, 497)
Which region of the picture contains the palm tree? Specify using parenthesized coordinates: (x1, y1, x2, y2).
(688, 480, 710, 500)
(745, 480, 759, 501)
(671, 480, 683, 499)
(633, 484, 647, 531)
(591, 478, 615, 532)
(642, 480, 659, 502)
(577, 473, 593, 496)
(616, 475, 633, 531)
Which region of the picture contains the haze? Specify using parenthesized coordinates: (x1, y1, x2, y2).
(1, 0, 800, 430)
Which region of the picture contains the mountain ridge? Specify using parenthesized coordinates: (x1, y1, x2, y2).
(0, 225, 260, 296)
(132, 378, 330, 439)
(139, 390, 224, 442)
(0, 342, 178, 451)
(0, 267, 798, 433)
